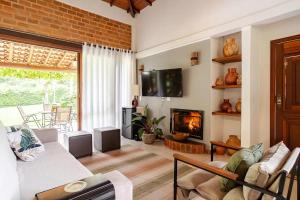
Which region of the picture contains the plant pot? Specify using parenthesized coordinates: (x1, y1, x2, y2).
(226, 135, 241, 155)
(142, 134, 156, 144)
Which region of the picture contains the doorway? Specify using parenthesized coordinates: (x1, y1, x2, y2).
(0, 29, 82, 130)
(271, 34, 300, 150)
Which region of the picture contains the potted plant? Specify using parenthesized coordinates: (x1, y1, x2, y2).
(132, 105, 166, 144)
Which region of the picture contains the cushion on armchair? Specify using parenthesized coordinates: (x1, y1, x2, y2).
(220, 143, 263, 192)
(196, 176, 227, 200)
(243, 141, 290, 200)
(223, 186, 244, 200)
(178, 161, 227, 190)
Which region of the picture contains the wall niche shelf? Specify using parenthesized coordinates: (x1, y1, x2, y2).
(212, 85, 241, 89)
(212, 54, 241, 64)
(212, 111, 241, 117)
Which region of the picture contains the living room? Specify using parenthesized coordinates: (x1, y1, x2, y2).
(0, 0, 300, 200)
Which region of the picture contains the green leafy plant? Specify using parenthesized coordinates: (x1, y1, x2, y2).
(132, 105, 166, 139)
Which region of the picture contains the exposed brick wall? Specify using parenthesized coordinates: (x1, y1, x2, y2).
(0, 0, 131, 49)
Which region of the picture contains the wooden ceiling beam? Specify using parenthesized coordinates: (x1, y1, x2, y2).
(128, 0, 136, 17)
(145, 0, 152, 6)
(0, 62, 76, 72)
(127, 7, 140, 14)
(110, 0, 115, 6)
(27, 46, 34, 63)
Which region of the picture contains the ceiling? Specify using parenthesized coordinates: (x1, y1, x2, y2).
(0, 39, 78, 72)
(102, 0, 155, 17)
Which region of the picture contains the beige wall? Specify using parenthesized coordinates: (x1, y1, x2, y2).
(250, 15, 300, 148)
(137, 40, 212, 146)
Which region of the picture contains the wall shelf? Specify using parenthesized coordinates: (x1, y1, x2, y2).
(212, 85, 241, 89)
(212, 54, 241, 64)
(212, 111, 241, 117)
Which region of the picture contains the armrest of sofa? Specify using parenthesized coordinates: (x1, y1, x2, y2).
(33, 128, 58, 143)
(35, 173, 115, 200)
(174, 153, 238, 181)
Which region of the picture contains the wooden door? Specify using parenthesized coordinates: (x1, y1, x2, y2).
(271, 35, 300, 150)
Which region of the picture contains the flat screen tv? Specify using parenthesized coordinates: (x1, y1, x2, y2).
(142, 68, 183, 97)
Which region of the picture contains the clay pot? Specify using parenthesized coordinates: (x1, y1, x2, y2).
(226, 135, 241, 155)
(225, 68, 238, 85)
(216, 142, 226, 155)
(223, 38, 239, 57)
(237, 74, 242, 85)
(215, 77, 224, 86)
(142, 134, 156, 144)
(220, 99, 232, 112)
(235, 98, 241, 113)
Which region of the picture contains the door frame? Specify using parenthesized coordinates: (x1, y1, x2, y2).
(0, 28, 83, 130)
(270, 34, 300, 146)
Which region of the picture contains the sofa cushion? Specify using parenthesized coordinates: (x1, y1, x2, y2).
(243, 141, 290, 200)
(6, 125, 45, 161)
(223, 187, 244, 200)
(196, 176, 226, 200)
(178, 161, 227, 190)
(220, 143, 263, 192)
(17, 142, 92, 200)
(261, 141, 290, 174)
(0, 121, 20, 200)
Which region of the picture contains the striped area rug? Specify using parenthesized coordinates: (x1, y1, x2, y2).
(79, 145, 195, 200)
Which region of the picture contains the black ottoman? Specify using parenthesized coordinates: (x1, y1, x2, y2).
(64, 131, 92, 158)
(94, 127, 120, 152)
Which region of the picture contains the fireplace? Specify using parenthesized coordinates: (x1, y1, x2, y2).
(170, 108, 204, 140)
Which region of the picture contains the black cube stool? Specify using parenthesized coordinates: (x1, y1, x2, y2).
(64, 131, 92, 158)
(94, 127, 120, 152)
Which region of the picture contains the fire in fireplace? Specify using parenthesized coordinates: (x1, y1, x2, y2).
(170, 108, 204, 139)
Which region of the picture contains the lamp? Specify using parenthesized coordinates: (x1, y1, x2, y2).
(132, 84, 139, 108)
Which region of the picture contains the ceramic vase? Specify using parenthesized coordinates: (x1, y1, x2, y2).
(216, 142, 226, 155)
(237, 74, 242, 85)
(235, 98, 241, 113)
(223, 38, 239, 57)
(226, 135, 241, 155)
(215, 77, 224, 86)
(225, 68, 238, 85)
(220, 99, 232, 112)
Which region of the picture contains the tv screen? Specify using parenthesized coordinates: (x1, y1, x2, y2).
(158, 68, 183, 97)
(141, 70, 159, 96)
(142, 68, 183, 97)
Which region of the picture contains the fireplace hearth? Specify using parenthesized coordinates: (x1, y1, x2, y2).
(170, 108, 204, 140)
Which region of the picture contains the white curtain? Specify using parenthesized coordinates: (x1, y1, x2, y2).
(82, 44, 135, 132)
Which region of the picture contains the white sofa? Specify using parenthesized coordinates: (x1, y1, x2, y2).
(0, 124, 133, 200)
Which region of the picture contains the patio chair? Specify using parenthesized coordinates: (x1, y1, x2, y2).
(51, 106, 73, 133)
(173, 141, 300, 200)
(17, 105, 42, 128)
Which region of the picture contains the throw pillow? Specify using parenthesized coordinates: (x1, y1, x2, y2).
(220, 143, 263, 192)
(243, 141, 290, 200)
(6, 125, 45, 161)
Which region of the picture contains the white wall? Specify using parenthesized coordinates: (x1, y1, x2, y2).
(135, 0, 300, 57)
(57, 0, 136, 50)
(137, 40, 212, 146)
(249, 15, 300, 149)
